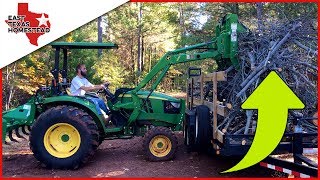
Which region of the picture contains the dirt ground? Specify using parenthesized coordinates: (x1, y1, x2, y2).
(2, 132, 286, 178)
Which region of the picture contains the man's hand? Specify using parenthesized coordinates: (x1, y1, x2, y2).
(103, 81, 110, 87)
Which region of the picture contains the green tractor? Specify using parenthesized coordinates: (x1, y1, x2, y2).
(2, 14, 248, 169)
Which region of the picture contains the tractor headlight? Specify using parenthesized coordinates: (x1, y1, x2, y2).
(163, 101, 181, 114)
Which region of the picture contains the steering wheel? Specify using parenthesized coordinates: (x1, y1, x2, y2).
(97, 82, 110, 94)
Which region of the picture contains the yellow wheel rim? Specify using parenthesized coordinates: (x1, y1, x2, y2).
(149, 135, 172, 157)
(44, 123, 81, 158)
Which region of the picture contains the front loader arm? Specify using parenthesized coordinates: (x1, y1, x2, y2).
(132, 42, 217, 92)
(132, 14, 248, 94)
(132, 43, 220, 93)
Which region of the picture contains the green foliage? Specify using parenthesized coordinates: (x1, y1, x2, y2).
(2, 46, 52, 110)
(92, 52, 128, 92)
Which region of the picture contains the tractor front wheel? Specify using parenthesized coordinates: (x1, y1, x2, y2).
(29, 105, 99, 169)
(143, 127, 178, 161)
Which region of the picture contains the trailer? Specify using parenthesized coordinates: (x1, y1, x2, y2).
(184, 68, 318, 177)
(260, 114, 318, 178)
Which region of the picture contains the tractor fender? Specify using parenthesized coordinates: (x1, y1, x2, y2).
(41, 96, 107, 133)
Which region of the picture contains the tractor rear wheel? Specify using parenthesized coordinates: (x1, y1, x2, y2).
(29, 105, 99, 169)
(143, 127, 178, 161)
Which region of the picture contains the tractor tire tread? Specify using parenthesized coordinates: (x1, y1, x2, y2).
(142, 127, 178, 162)
(195, 105, 212, 151)
(29, 105, 99, 169)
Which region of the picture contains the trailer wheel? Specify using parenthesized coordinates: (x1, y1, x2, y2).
(184, 113, 196, 152)
(143, 127, 178, 161)
(183, 120, 189, 145)
(195, 105, 212, 151)
(30, 105, 99, 169)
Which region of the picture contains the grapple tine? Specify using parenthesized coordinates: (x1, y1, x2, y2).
(15, 127, 27, 139)
(8, 130, 19, 143)
(22, 125, 30, 135)
(4, 141, 11, 145)
(3, 132, 10, 145)
(27, 125, 31, 131)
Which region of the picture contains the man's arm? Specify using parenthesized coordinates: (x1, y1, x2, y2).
(81, 79, 105, 92)
(80, 85, 104, 92)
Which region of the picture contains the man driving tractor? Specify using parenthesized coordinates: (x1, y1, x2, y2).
(70, 63, 111, 120)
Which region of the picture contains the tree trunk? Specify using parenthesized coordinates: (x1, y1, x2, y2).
(141, 34, 144, 72)
(98, 16, 103, 57)
(5, 66, 10, 110)
(148, 46, 152, 72)
(256, 3, 263, 33)
(179, 3, 186, 46)
(130, 37, 135, 83)
(6, 63, 17, 110)
(137, 2, 143, 74)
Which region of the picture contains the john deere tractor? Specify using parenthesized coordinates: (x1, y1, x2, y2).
(2, 14, 248, 169)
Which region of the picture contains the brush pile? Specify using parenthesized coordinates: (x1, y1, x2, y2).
(206, 17, 318, 135)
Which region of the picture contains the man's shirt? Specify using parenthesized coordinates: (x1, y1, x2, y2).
(70, 75, 93, 96)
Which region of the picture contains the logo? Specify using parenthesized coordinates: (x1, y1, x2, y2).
(5, 3, 51, 46)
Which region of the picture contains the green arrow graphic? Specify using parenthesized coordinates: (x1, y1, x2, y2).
(222, 71, 304, 173)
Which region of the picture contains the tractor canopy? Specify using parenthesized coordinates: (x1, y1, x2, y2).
(50, 42, 118, 49)
(49, 41, 118, 96)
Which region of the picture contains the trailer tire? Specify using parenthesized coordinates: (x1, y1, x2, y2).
(195, 105, 212, 151)
(184, 112, 197, 152)
(30, 105, 99, 169)
(143, 127, 178, 161)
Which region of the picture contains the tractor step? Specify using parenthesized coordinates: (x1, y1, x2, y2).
(104, 135, 133, 140)
(105, 127, 123, 133)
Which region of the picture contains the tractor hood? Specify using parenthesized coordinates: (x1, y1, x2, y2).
(136, 91, 180, 102)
